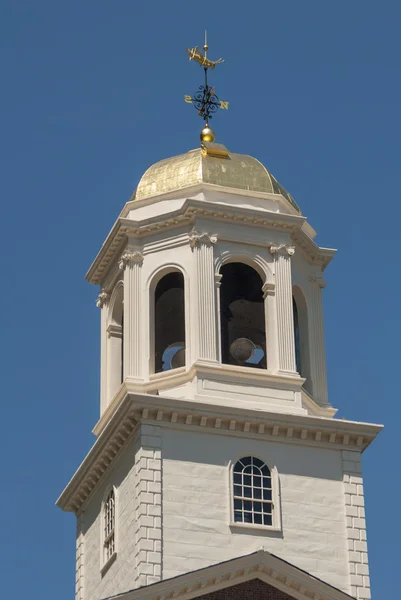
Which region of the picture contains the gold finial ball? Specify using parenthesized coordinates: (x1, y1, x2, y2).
(200, 124, 216, 143)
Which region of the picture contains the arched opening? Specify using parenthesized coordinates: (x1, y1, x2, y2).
(220, 262, 266, 369)
(107, 284, 123, 400)
(293, 297, 301, 375)
(154, 272, 186, 373)
(292, 287, 312, 393)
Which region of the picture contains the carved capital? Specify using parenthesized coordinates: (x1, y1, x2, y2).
(118, 250, 144, 270)
(96, 290, 110, 308)
(310, 276, 326, 289)
(269, 244, 295, 257)
(189, 230, 218, 249)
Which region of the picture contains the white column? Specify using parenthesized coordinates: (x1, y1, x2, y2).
(308, 276, 329, 406)
(119, 249, 144, 380)
(262, 282, 279, 373)
(96, 289, 110, 414)
(270, 244, 297, 375)
(189, 231, 219, 363)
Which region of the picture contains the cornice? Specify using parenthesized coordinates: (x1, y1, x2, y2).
(86, 199, 306, 285)
(292, 228, 336, 270)
(57, 389, 382, 514)
(101, 549, 354, 600)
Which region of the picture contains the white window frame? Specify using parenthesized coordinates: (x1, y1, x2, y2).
(229, 456, 282, 533)
(100, 485, 117, 575)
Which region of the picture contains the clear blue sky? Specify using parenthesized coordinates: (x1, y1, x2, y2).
(0, 1, 399, 597)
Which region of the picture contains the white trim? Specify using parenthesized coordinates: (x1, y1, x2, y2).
(57, 391, 382, 514)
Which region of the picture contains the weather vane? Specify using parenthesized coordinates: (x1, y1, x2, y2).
(185, 31, 228, 143)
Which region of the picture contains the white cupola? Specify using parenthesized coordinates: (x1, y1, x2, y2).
(88, 142, 336, 429)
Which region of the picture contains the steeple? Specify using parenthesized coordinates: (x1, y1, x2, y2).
(57, 40, 382, 600)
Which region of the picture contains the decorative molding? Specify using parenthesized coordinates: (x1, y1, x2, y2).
(269, 244, 295, 256)
(86, 198, 334, 285)
(189, 230, 218, 249)
(118, 250, 144, 270)
(262, 282, 275, 298)
(96, 290, 110, 308)
(57, 389, 382, 515)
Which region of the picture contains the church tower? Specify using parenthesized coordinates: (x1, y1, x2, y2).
(57, 40, 382, 600)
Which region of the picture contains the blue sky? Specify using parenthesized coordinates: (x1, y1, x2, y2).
(0, 1, 399, 597)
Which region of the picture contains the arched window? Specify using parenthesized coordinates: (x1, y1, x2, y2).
(233, 457, 273, 526)
(107, 284, 123, 401)
(154, 271, 185, 373)
(220, 263, 266, 369)
(103, 488, 116, 564)
(292, 288, 312, 394)
(293, 296, 301, 375)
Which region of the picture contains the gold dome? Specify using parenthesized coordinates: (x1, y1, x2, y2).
(133, 144, 300, 213)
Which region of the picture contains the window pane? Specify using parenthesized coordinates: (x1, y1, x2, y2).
(261, 465, 271, 476)
(234, 498, 242, 510)
(234, 485, 242, 496)
(234, 510, 242, 522)
(253, 457, 264, 469)
(244, 486, 252, 498)
(263, 489, 272, 501)
(263, 513, 273, 526)
(263, 477, 272, 489)
(254, 501, 262, 513)
(244, 465, 252, 474)
(241, 456, 252, 466)
(244, 500, 252, 512)
(244, 511, 252, 523)
(254, 513, 263, 525)
(233, 473, 241, 484)
(262, 502, 272, 513)
(244, 475, 251, 486)
(254, 487, 262, 499)
(253, 475, 261, 487)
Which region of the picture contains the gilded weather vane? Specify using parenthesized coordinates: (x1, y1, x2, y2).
(185, 32, 228, 143)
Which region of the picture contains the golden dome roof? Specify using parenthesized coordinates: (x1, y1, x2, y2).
(133, 144, 300, 213)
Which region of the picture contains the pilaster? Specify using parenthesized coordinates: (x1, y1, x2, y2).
(97, 290, 110, 414)
(308, 276, 329, 406)
(119, 249, 144, 380)
(262, 282, 279, 372)
(270, 244, 297, 375)
(189, 231, 219, 363)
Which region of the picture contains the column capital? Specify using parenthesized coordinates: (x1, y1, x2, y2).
(269, 244, 295, 257)
(310, 276, 326, 289)
(96, 290, 110, 308)
(189, 230, 218, 250)
(118, 250, 144, 270)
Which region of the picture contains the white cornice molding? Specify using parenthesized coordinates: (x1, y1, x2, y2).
(85, 199, 309, 285)
(105, 549, 355, 600)
(57, 388, 382, 514)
